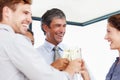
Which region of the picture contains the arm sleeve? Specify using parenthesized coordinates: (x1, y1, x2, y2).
(6, 34, 71, 80)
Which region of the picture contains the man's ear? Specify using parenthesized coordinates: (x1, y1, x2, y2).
(42, 24, 48, 33)
(2, 6, 11, 20)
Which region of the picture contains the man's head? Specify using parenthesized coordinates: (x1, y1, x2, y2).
(25, 29, 34, 45)
(0, 0, 32, 34)
(41, 8, 66, 46)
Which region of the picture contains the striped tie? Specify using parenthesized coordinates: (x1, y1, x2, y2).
(53, 46, 60, 61)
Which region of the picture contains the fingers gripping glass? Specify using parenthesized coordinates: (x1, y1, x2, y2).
(62, 48, 82, 61)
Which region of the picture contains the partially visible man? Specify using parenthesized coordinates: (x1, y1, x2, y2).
(0, 0, 84, 80)
(37, 8, 69, 70)
(25, 29, 34, 45)
(37, 8, 91, 80)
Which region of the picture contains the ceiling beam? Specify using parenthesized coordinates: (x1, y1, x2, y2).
(32, 10, 120, 27)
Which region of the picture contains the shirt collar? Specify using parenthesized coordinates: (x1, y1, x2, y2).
(0, 24, 15, 34)
(43, 40, 64, 52)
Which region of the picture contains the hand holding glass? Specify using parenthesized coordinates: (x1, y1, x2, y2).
(63, 48, 83, 80)
(63, 48, 82, 61)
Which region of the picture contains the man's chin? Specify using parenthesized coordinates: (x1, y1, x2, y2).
(57, 40, 62, 43)
(21, 30, 27, 35)
(57, 41, 62, 44)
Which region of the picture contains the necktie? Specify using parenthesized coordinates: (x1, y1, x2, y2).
(53, 46, 61, 61)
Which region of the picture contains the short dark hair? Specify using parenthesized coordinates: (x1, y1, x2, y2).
(108, 14, 120, 31)
(41, 8, 66, 35)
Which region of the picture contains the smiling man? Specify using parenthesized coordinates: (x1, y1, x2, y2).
(37, 8, 68, 70)
(36, 8, 91, 80)
(0, 0, 84, 80)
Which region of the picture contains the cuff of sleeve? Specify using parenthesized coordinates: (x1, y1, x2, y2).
(62, 71, 73, 80)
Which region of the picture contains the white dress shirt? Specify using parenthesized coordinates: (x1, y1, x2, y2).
(37, 40, 66, 64)
(0, 24, 70, 80)
(37, 39, 95, 80)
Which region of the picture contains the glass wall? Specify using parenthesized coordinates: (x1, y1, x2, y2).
(32, 20, 118, 80)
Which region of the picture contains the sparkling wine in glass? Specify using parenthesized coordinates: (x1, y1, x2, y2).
(72, 48, 83, 80)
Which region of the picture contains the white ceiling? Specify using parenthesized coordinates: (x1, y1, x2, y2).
(31, 0, 120, 26)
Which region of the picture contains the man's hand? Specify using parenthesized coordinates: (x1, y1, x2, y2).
(51, 58, 69, 71)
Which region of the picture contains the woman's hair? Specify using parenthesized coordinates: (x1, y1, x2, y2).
(108, 14, 120, 31)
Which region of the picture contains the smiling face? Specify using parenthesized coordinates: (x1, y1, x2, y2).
(104, 23, 120, 51)
(13, 3, 32, 34)
(3, 3, 32, 34)
(44, 18, 66, 46)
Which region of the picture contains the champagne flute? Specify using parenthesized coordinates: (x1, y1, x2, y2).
(72, 48, 83, 80)
(70, 48, 82, 60)
(62, 47, 83, 80)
